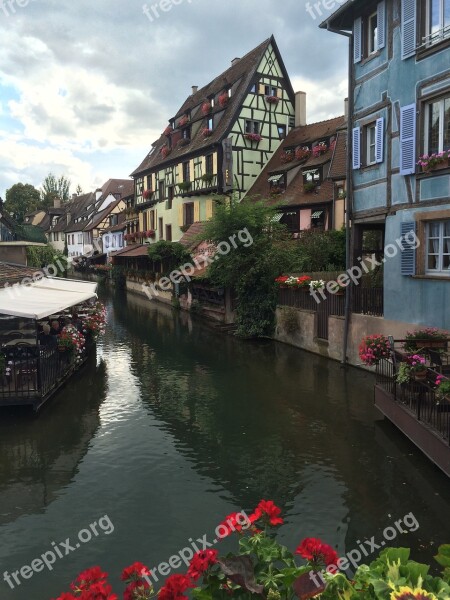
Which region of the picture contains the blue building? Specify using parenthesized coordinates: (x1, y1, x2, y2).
(322, 0, 450, 329)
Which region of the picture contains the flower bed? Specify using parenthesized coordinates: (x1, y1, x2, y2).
(54, 500, 450, 600)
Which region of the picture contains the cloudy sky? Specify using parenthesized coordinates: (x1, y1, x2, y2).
(0, 0, 348, 198)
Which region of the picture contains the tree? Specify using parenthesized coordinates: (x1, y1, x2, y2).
(75, 184, 83, 195)
(199, 197, 292, 338)
(40, 173, 71, 207)
(4, 183, 41, 223)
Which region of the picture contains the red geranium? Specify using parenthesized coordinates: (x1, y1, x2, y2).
(158, 574, 192, 600)
(70, 567, 108, 593)
(123, 579, 152, 600)
(218, 512, 250, 537)
(250, 499, 284, 527)
(187, 549, 218, 581)
(121, 562, 151, 582)
(295, 537, 338, 570)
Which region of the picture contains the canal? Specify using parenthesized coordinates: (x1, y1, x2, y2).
(0, 289, 449, 599)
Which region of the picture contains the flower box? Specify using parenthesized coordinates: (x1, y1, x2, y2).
(280, 151, 294, 164)
(265, 95, 280, 104)
(295, 147, 311, 161)
(201, 101, 212, 115)
(418, 151, 450, 172)
(201, 127, 213, 138)
(142, 189, 153, 200)
(312, 142, 328, 157)
(178, 181, 191, 192)
(218, 92, 229, 108)
(163, 126, 172, 136)
(245, 133, 262, 143)
(178, 115, 189, 127)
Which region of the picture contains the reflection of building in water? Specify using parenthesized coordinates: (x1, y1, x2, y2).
(0, 354, 106, 524)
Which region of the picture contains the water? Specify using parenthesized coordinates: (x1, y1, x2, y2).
(0, 290, 449, 599)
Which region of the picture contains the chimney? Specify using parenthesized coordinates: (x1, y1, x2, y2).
(344, 97, 348, 122)
(95, 188, 102, 200)
(231, 57, 240, 66)
(192, 85, 198, 95)
(66, 212, 72, 225)
(53, 196, 61, 209)
(295, 91, 307, 127)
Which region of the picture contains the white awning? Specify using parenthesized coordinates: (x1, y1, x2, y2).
(0, 278, 98, 320)
(268, 174, 283, 183)
(311, 211, 324, 219)
(271, 213, 284, 223)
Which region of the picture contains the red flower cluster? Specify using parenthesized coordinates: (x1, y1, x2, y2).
(245, 133, 263, 142)
(295, 147, 311, 161)
(218, 512, 249, 537)
(121, 562, 151, 582)
(218, 92, 229, 107)
(266, 95, 280, 104)
(163, 126, 172, 136)
(359, 334, 390, 366)
(54, 567, 118, 600)
(187, 549, 218, 581)
(201, 101, 212, 115)
(280, 150, 295, 164)
(250, 499, 284, 527)
(201, 127, 213, 137)
(161, 145, 170, 158)
(158, 574, 192, 600)
(295, 537, 338, 570)
(178, 115, 189, 127)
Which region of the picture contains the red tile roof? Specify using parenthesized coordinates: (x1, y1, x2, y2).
(179, 222, 208, 248)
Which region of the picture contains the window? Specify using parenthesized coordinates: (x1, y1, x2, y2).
(150, 210, 155, 230)
(183, 162, 190, 182)
(278, 124, 287, 139)
(207, 117, 213, 130)
(78, 234, 82, 244)
(159, 217, 163, 239)
(367, 12, 378, 54)
(426, 0, 450, 43)
(167, 186, 174, 209)
(206, 154, 214, 175)
(143, 211, 148, 232)
(250, 84, 257, 93)
(54, 232, 59, 242)
(245, 120, 260, 134)
(427, 220, 450, 274)
(210, 97, 215, 108)
(311, 210, 326, 230)
(366, 123, 377, 164)
(159, 180, 165, 200)
(185, 203, 194, 227)
(303, 168, 321, 184)
(425, 93, 450, 154)
(166, 224, 172, 242)
(265, 85, 278, 96)
(182, 127, 190, 140)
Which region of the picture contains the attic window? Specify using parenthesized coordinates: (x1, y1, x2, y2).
(250, 84, 257, 93)
(303, 168, 321, 184)
(268, 174, 283, 183)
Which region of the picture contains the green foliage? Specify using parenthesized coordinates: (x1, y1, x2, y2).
(40, 173, 71, 206)
(147, 241, 191, 274)
(26, 245, 67, 275)
(199, 197, 292, 338)
(287, 228, 346, 273)
(4, 183, 41, 223)
(15, 223, 47, 243)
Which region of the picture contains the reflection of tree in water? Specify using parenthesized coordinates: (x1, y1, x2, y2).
(0, 354, 107, 524)
(109, 290, 450, 560)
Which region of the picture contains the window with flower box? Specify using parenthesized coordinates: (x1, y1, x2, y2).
(245, 120, 260, 135)
(265, 85, 278, 96)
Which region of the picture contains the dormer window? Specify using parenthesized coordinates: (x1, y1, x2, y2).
(268, 174, 285, 193)
(303, 168, 321, 184)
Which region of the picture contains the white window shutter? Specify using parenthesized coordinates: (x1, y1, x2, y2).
(354, 18, 362, 63)
(375, 117, 384, 163)
(401, 0, 417, 59)
(377, 1, 386, 50)
(400, 104, 416, 175)
(352, 127, 361, 170)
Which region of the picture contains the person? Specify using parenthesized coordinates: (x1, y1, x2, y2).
(72, 313, 83, 333)
(39, 324, 57, 347)
(50, 320, 61, 336)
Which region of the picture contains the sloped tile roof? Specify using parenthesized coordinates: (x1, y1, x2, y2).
(179, 222, 208, 248)
(247, 115, 346, 208)
(131, 36, 293, 177)
(0, 262, 37, 286)
(328, 130, 347, 180)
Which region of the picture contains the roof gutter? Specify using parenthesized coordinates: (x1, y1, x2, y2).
(324, 24, 353, 367)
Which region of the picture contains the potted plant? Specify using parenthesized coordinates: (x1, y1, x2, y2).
(417, 150, 450, 172)
(359, 334, 390, 366)
(201, 173, 214, 185)
(295, 147, 311, 161)
(201, 101, 212, 115)
(265, 95, 280, 104)
(406, 353, 428, 380)
(142, 189, 153, 200)
(396, 362, 411, 384)
(161, 145, 170, 158)
(280, 150, 294, 163)
(245, 132, 262, 142)
(178, 181, 191, 192)
(304, 182, 317, 193)
(435, 375, 450, 402)
(218, 91, 229, 107)
(312, 141, 328, 157)
(404, 328, 449, 352)
(58, 325, 85, 361)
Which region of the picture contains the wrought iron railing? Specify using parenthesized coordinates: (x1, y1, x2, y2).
(277, 287, 384, 317)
